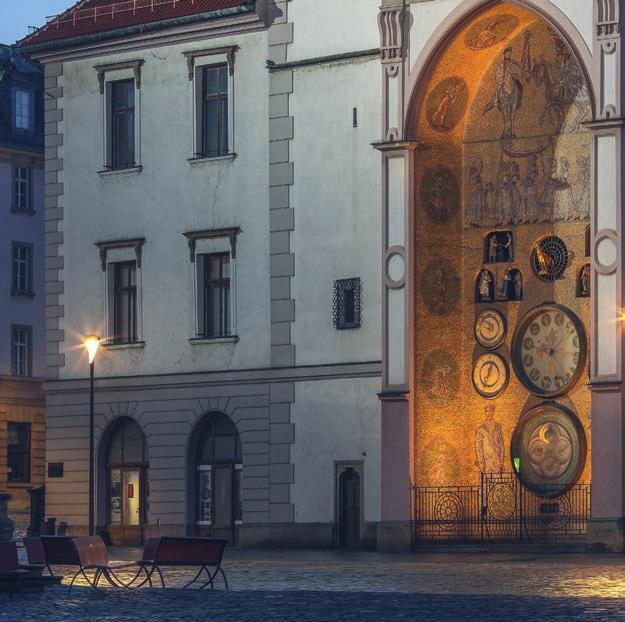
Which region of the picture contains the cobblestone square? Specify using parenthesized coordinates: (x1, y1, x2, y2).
(2, 549, 625, 621)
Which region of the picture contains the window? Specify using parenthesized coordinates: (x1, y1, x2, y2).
(198, 253, 230, 338)
(333, 278, 362, 330)
(113, 262, 137, 343)
(14, 89, 32, 130)
(13, 166, 31, 212)
(111, 80, 135, 170)
(11, 243, 33, 295)
(195, 412, 242, 525)
(200, 65, 229, 158)
(11, 326, 32, 377)
(7, 423, 31, 483)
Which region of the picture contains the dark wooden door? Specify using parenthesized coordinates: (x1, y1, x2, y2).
(338, 468, 361, 548)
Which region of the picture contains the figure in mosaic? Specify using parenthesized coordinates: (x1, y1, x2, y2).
(513, 270, 523, 300)
(554, 157, 574, 220)
(475, 404, 505, 473)
(465, 159, 486, 226)
(487, 233, 498, 262)
(431, 81, 465, 131)
(421, 259, 459, 316)
(533, 30, 591, 133)
(421, 350, 459, 407)
(478, 269, 493, 302)
(523, 155, 540, 222)
(495, 161, 511, 223)
(465, 14, 519, 51)
(426, 77, 468, 133)
(509, 161, 522, 222)
(580, 264, 591, 297)
(483, 31, 532, 139)
(574, 147, 591, 219)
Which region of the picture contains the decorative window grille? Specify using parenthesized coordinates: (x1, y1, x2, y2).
(333, 278, 362, 330)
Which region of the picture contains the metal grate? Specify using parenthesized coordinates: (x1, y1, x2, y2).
(333, 278, 362, 330)
(413, 472, 590, 545)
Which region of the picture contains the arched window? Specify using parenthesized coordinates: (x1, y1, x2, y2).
(105, 418, 148, 545)
(195, 412, 242, 529)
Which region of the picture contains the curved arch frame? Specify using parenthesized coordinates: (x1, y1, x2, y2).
(403, 0, 597, 140)
(185, 410, 242, 536)
(95, 415, 149, 538)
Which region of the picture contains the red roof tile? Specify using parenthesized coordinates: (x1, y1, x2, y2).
(20, 0, 252, 48)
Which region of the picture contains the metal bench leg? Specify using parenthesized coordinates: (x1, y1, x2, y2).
(67, 569, 82, 594)
(197, 566, 214, 590)
(218, 565, 229, 590)
(154, 565, 165, 588)
(182, 566, 205, 589)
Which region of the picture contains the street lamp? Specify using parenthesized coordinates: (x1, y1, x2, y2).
(83, 334, 101, 537)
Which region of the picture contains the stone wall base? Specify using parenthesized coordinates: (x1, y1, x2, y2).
(587, 518, 625, 552)
(377, 521, 412, 553)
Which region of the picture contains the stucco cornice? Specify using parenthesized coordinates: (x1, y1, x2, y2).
(95, 237, 146, 271)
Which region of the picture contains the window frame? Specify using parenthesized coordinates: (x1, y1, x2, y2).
(198, 252, 231, 339)
(7, 422, 31, 484)
(11, 324, 32, 378)
(199, 64, 229, 159)
(12, 165, 32, 213)
(13, 88, 34, 133)
(11, 242, 34, 297)
(110, 79, 136, 171)
(112, 261, 138, 345)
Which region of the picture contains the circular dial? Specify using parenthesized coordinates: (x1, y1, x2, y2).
(475, 309, 507, 350)
(472, 352, 509, 398)
(511, 403, 586, 496)
(512, 304, 586, 397)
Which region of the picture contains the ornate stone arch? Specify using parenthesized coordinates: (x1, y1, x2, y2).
(403, 0, 597, 140)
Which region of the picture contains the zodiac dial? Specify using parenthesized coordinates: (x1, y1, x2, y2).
(511, 403, 586, 495)
(472, 352, 509, 398)
(474, 309, 507, 349)
(512, 304, 586, 397)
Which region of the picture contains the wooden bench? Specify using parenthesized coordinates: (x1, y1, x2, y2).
(41, 536, 136, 593)
(139, 537, 229, 589)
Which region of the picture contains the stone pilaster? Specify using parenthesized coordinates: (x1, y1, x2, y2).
(588, 0, 625, 551)
(375, 0, 414, 553)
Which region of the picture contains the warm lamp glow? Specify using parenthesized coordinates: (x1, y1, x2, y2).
(84, 334, 101, 364)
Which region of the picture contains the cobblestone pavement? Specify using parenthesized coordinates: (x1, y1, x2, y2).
(3, 549, 625, 621)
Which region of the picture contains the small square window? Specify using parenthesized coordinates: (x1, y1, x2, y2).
(333, 278, 362, 330)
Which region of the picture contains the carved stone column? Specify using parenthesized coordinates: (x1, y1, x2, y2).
(375, 0, 414, 553)
(588, 0, 625, 551)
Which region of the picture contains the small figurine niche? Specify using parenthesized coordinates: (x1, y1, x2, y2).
(484, 231, 513, 264)
(584, 225, 591, 258)
(576, 262, 591, 298)
(498, 267, 523, 301)
(476, 268, 495, 303)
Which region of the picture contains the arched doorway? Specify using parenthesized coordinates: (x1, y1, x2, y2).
(103, 418, 148, 545)
(189, 412, 242, 543)
(409, 3, 593, 519)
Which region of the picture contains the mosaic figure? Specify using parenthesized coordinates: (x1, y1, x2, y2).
(523, 156, 540, 222)
(579, 263, 591, 297)
(575, 147, 591, 219)
(513, 270, 523, 300)
(475, 404, 505, 474)
(465, 158, 486, 226)
(477, 269, 494, 302)
(553, 157, 574, 220)
(421, 350, 459, 407)
(464, 14, 520, 51)
(508, 161, 522, 223)
(499, 269, 513, 300)
(421, 259, 459, 316)
(426, 77, 469, 133)
(483, 31, 533, 139)
(420, 165, 459, 224)
(421, 440, 460, 487)
(495, 161, 511, 224)
(488, 233, 499, 263)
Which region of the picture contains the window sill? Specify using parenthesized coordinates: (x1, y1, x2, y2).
(188, 153, 237, 166)
(11, 290, 35, 298)
(189, 336, 239, 345)
(11, 208, 36, 216)
(97, 166, 143, 178)
(7, 482, 33, 489)
(102, 341, 146, 350)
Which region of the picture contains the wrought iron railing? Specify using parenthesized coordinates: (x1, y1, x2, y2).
(413, 472, 590, 545)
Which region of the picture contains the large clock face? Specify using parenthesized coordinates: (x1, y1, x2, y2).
(512, 304, 587, 397)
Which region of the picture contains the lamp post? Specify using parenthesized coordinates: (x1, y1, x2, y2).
(84, 334, 101, 537)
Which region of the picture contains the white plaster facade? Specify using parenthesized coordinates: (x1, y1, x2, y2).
(20, 0, 625, 551)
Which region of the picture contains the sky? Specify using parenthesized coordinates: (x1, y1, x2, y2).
(1, 1, 76, 45)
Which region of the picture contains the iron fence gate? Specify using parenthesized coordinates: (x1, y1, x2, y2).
(413, 473, 590, 544)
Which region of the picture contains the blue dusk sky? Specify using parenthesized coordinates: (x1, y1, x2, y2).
(1, 1, 76, 45)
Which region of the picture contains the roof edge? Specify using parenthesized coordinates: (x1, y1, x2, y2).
(18, 3, 256, 55)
